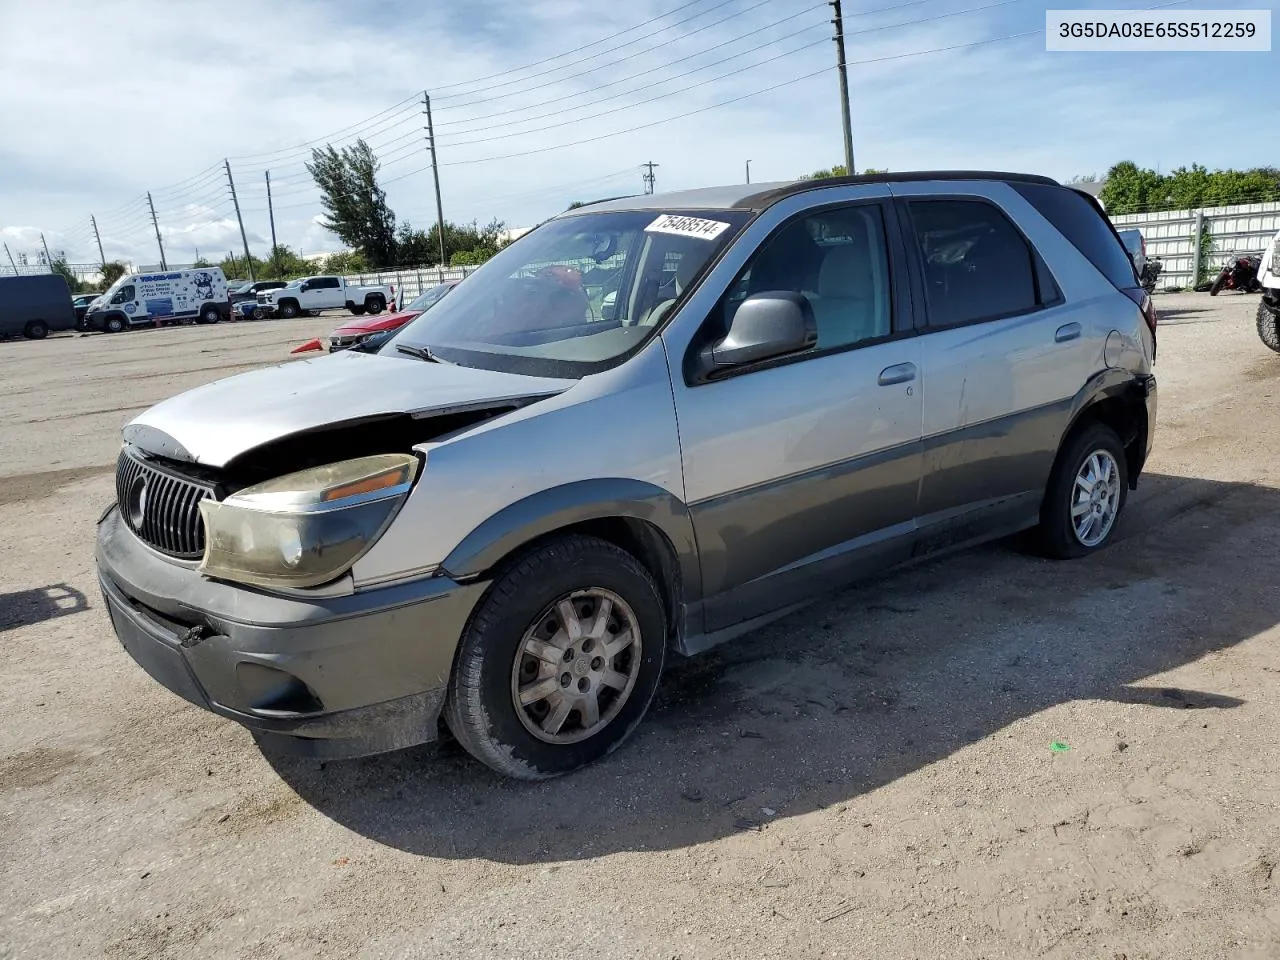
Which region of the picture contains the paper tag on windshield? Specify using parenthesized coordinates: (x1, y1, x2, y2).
(644, 214, 731, 241)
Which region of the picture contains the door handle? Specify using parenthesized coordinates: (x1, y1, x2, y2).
(1055, 322, 1082, 343)
(878, 362, 917, 386)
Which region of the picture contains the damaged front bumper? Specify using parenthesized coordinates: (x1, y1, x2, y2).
(96, 504, 489, 759)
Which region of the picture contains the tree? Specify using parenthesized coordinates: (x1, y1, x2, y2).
(1100, 161, 1280, 215)
(50, 258, 88, 293)
(802, 164, 849, 180)
(219, 253, 263, 280)
(319, 250, 369, 275)
(392, 219, 507, 268)
(259, 244, 311, 279)
(99, 261, 128, 288)
(307, 139, 398, 267)
(192, 256, 213, 268)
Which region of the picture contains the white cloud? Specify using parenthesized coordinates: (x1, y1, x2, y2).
(2, 0, 1276, 267)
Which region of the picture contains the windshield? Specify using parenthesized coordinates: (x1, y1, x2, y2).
(405, 283, 455, 313)
(384, 208, 751, 378)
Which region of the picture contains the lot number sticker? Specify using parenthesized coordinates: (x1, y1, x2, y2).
(645, 214, 731, 241)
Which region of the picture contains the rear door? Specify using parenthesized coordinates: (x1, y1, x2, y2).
(892, 184, 1093, 539)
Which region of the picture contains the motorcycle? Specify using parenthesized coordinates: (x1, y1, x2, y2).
(1209, 253, 1263, 296)
(1140, 256, 1162, 294)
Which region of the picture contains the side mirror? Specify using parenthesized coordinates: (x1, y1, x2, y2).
(702, 291, 817, 371)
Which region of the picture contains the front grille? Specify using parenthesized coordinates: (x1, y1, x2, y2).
(115, 448, 217, 559)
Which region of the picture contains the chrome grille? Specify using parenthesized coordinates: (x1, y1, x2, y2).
(115, 448, 217, 559)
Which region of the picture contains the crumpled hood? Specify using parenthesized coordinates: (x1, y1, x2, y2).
(123, 350, 574, 467)
(332, 308, 420, 336)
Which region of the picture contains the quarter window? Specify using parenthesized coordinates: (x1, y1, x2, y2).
(722, 204, 893, 352)
(907, 200, 1043, 328)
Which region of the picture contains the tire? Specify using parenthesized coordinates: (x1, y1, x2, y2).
(1037, 422, 1129, 560)
(444, 535, 667, 780)
(349, 305, 367, 316)
(1257, 300, 1280, 354)
(366, 297, 385, 315)
(1209, 275, 1225, 296)
(104, 315, 125, 334)
(278, 301, 299, 319)
(199, 305, 221, 324)
(23, 320, 48, 340)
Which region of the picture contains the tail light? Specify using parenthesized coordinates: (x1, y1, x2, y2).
(1121, 287, 1157, 360)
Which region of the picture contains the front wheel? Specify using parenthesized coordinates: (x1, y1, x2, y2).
(1209, 275, 1225, 296)
(199, 305, 221, 324)
(104, 315, 125, 334)
(277, 302, 299, 319)
(1257, 300, 1280, 354)
(1037, 422, 1129, 559)
(444, 535, 667, 780)
(23, 320, 48, 340)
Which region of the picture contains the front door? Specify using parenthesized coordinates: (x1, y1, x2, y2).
(664, 199, 923, 632)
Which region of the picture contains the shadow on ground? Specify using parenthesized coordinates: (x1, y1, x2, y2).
(268, 472, 1277, 863)
(0, 583, 88, 633)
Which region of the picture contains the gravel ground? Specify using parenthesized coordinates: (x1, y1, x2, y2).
(1, 293, 1278, 960)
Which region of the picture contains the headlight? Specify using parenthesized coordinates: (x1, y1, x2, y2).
(197, 453, 419, 588)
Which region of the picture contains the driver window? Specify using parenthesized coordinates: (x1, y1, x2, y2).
(110, 285, 135, 304)
(722, 204, 892, 352)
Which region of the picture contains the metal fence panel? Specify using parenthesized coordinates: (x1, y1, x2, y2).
(1111, 202, 1280, 290)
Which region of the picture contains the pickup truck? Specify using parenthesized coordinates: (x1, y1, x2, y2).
(257, 276, 391, 319)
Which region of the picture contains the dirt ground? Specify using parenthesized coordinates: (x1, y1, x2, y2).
(1, 295, 1278, 960)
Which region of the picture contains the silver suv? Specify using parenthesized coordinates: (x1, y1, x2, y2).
(96, 172, 1158, 779)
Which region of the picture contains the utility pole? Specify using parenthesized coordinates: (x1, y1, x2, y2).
(745, 160, 752, 184)
(90, 215, 106, 268)
(3, 242, 17, 274)
(422, 91, 447, 277)
(147, 192, 167, 270)
(830, 0, 855, 175)
(642, 161, 660, 195)
(40, 232, 53, 267)
(225, 160, 255, 281)
(265, 170, 280, 278)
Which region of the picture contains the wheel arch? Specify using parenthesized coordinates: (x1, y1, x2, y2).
(1054, 369, 1152, 493)
(438, 479, 700, 648)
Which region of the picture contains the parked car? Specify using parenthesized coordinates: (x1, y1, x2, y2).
(72, 292, 102, 328)
(85, 267, 230, 332)
(293, 281, 460, 353)
(1255, 229, 1280, 353)
(96, 172, 1157, 780)
(229, 280, 288, 308)
(256, 275, 391, 319)
(1116, 228, 1146, 280)
(0, 274, 76, 339)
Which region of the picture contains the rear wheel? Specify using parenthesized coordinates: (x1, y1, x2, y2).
(366, 297, 385, 315)
(23, 320, 48, 340)
(444, 535, 667, 780)
(1209, 275, 1225, 296)
(1038, 423, 1129, 559)
(1257, 300, 1280, 354)
(349, 305, 367, 316)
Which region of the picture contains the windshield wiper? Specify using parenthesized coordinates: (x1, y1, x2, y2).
(396, 343, 451, 364)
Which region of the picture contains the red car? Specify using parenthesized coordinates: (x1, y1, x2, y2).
(292, 280, 459, 354)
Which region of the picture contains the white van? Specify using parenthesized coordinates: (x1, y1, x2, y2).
(85, 267, 230, 333)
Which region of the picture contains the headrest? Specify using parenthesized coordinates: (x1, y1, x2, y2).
(818, 244, 872, 299)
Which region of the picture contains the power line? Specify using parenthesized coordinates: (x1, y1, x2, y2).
(227, 97, 422, 163)
(434, 4, 833, 133)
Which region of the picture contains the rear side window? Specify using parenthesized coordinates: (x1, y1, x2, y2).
(1012, 183, 1138, 289)
(319, 277, 341, 289)
(905, 200, 1042, 328)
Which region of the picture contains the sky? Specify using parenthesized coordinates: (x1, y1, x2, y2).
(1, 0, 1276, 269)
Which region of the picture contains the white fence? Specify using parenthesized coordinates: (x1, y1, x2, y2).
(1109, 202, 1280, 291)
(342, 264, 481, 305)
